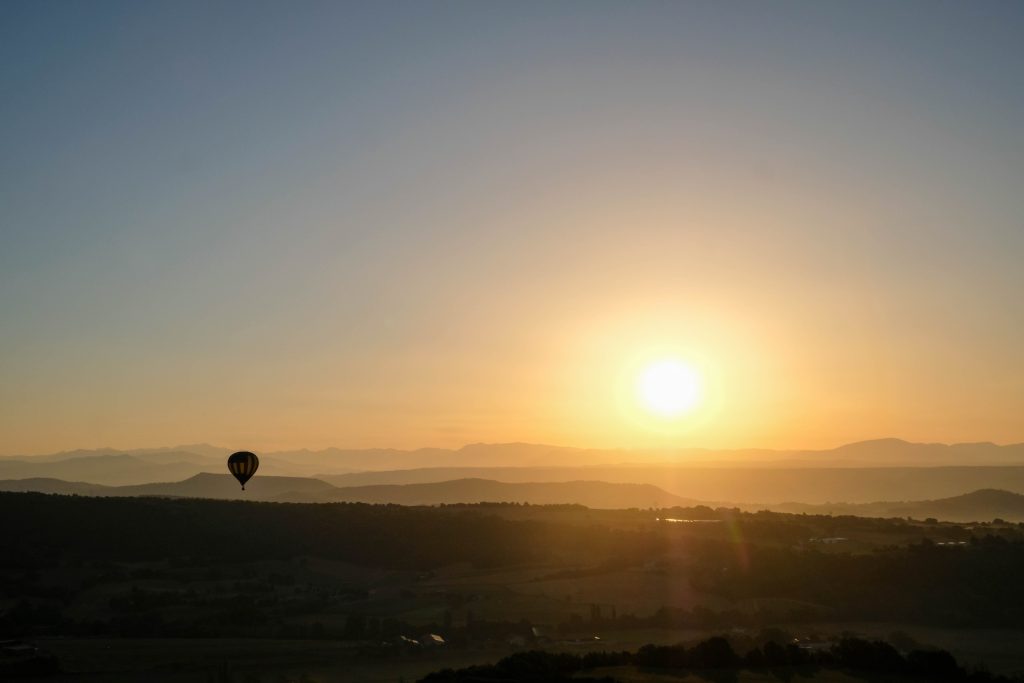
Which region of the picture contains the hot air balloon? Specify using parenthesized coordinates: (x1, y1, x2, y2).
(227, 451, 259, 490)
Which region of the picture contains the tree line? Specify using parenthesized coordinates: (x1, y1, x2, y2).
(420, 635, 1019, 682)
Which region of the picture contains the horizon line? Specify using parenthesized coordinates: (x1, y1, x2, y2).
(5, 436, 1024, 459)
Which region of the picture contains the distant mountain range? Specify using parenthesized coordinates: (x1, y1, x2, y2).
(0, 453, 217, 487)
(4, 439, 1024, 503)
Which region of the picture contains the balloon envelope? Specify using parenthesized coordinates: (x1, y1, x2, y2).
(227, 451, 259, 490)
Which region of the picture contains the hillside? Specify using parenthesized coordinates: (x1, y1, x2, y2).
(320, 478, 693, 507)
(322, 464, 1024, 504)
(0, 474, 692, 508)
(6, 472, 1024, 521)
(0, 473, 336, 502)
(770, 488, 1024, 522)
(6, 440, 1024, 505)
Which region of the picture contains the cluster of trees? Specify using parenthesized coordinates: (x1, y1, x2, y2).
(0, 591, 820, 642)
(696, 536, 1024, 626)
(0, 492, 665, 570)
(9, 492, 1019, 579)
(420, 636, 1020, 682)
(0, 594, 429, 641)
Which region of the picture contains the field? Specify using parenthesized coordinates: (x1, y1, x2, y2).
(30, 637, 497, 683)
(6, 494, 1024, 681)
(581, 669, 918, 682)
(17, 618, 1024, 682)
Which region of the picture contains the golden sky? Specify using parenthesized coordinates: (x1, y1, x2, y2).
(2, 2, 1023, 454)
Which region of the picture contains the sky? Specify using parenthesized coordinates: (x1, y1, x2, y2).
(2, 1, 1023, 455)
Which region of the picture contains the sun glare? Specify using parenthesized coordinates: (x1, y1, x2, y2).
(636, 358, 702, 418)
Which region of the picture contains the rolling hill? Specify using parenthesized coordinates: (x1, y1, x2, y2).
(319, 478, 693, 507)
(5, 440, 1024, 503)
(320, 464, 1024, 504)
(769, 488, 1024, 523)
(0, 474, 693, 508)
(3, 473, 1024, 521)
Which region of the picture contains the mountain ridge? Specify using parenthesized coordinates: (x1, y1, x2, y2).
(0, 474, 693, 509)
(4, 473, 1024, 522)
(5, 440, 1024, 497)
(6, 438, 1024, 470)
(769, 487, 1024, 522)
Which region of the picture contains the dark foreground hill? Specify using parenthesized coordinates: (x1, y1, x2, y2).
(0, 491, 654, 570)
(6, 492, 1024, 632)
(419, 637, 1021, 683)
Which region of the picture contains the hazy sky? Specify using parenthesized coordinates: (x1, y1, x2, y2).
(2, 1, 1023, 455)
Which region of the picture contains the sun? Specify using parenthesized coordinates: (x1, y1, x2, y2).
(636, 358, 702, 418)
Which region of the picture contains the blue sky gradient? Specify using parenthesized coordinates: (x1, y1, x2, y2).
(2, 1, 1023, 453)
